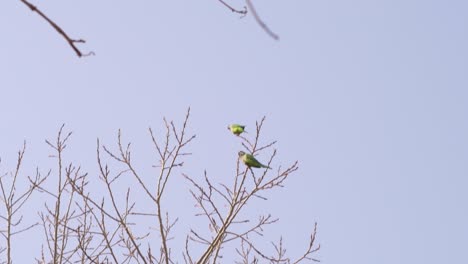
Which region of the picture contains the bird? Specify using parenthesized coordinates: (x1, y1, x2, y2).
(238, 151, 271, 169)
(228, 124, 246, 136)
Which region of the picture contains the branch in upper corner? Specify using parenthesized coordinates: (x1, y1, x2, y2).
(19, 0, 94, 57)
(217, 0, 247, 15)
(217, 0, 280, 40)
(245, 0, 280, 40)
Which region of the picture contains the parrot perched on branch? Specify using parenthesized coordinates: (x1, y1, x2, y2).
(238, 151, 271, 169)
(228, 124, 246, 136)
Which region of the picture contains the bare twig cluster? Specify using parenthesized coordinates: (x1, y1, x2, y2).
(0, 109, 318, 263)
(30, 109, 195, 263)
(0, 143, 48, 264)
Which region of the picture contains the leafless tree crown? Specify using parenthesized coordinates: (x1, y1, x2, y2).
(0, 109, 319, 263)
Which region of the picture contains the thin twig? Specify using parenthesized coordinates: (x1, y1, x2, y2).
(245, 0, 280, 40)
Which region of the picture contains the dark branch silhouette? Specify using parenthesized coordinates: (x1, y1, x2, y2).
(19, 0, 92, 57)
(17, 0, 279, 57)
(245, 0, 280, 40)
(217, 0, 280, 40)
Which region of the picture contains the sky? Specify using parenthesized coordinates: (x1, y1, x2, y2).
(1, 0, 468, 263)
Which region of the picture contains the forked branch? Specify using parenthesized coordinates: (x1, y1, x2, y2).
(19, 0, 91, 57)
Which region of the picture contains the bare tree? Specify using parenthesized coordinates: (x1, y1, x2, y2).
(0, 108, 319, 263)
(0, 143, 48, 264)
(17, 0, 279, 57)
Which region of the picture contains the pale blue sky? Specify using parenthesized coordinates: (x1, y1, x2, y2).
(1, 0, 468, 263)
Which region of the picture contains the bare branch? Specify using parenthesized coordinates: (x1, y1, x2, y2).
(245, 0, 280, 40)
(217, 0, 247, 15)
(19, 0, 92, 57)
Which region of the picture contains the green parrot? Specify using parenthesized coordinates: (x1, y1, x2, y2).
(238, 151, 271, 169)
(228, 124, 246, 136)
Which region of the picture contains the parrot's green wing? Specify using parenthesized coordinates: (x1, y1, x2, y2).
(228, 124, 246, 136)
